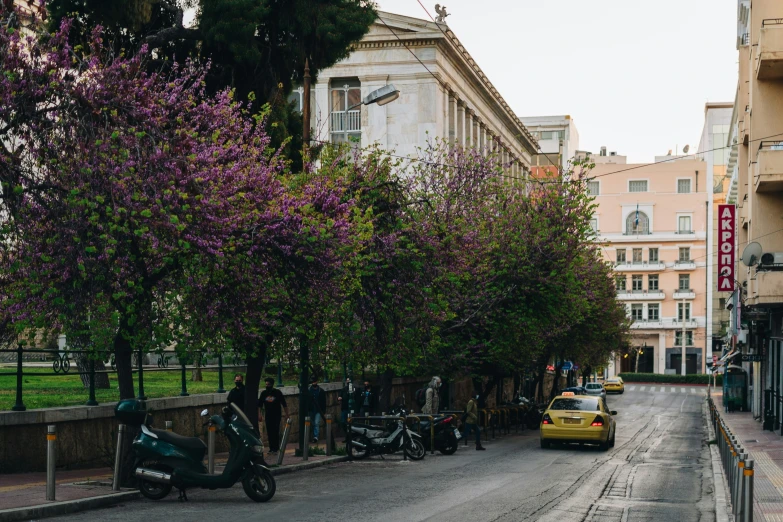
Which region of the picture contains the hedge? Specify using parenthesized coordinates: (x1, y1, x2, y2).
(617, 372, 722, 385)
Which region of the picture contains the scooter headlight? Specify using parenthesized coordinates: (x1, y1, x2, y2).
(251, 445, 264, 455)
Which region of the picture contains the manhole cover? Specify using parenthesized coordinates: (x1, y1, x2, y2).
(746, 440, 758, 443)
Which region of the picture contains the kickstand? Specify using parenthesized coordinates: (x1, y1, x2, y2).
(379, 454, 385, 460)
(177, 489, 189, 502)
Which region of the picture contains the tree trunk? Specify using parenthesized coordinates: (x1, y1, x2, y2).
(377, 367, 395, 413)
(76, 355, 110, 389)
(634, 351, 640, 373)
(113, 325, 135, 400)
(191, 367, 203, 382)
(245, 347, 266, 427)
(534, 370, 546, 403)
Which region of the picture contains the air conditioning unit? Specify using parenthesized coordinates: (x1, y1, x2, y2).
(760, 252, 783, 266)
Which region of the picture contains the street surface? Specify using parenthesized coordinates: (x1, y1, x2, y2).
(52, 385, 715, 522)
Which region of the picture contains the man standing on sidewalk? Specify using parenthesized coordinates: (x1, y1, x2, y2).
(227, 373, 246, 411)
(309, 377, 327, 443)
(259, 377, 289, 455)
(463, 394, 485, 450)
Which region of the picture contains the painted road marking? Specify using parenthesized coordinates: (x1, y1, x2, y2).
(639, 386, 645, 391)
(629, 386, 636, 391)
(681, 388, 687, 394)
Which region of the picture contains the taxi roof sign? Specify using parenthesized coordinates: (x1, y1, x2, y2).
(561, 391, 575, 396)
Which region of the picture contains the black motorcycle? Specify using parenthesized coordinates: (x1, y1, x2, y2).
(348, 413, 426, 461)
(391, 405, 460, 455)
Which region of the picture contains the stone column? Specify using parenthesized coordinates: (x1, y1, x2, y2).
(457, 101, 466, 148)
(473, 118, 481, 152)
(448, 92, 458, 146)
(479, 125, 486, 154)
(466, 109, 475, 148)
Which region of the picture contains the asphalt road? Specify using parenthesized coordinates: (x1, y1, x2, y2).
(52, 385, 716, 522)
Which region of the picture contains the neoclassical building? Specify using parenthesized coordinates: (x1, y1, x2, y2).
(294, 11, 538, 177)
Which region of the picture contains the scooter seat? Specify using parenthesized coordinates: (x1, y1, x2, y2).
(149, 428, 207, 452)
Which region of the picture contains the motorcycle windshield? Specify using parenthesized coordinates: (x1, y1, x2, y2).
(230, 403, 253, 428)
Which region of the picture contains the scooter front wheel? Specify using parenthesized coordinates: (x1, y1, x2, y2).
(242, 467, 276, 502)
(405, 438, 426, 460)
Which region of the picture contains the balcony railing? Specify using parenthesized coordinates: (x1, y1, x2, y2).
(623, 230, 651, 236)
(756, 141, 783, 192)
(675, 230, 694, 235)
(757, 21, 783, 79)
(614, 261, 665, 271)
(330, 110, 361, 133)
(674, 260, 696, 270)
(617, 290, 665, 300)
(673, 288, 696, 299)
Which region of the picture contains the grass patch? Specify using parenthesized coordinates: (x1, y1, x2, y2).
(0, 366, 298, 410)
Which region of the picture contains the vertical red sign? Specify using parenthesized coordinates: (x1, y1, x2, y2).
(718, 204, 736, 292)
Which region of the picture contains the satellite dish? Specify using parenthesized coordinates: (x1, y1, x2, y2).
(741, 242, 762, 266)
(682, 144, 690, 154)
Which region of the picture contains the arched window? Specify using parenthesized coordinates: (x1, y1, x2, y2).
(625, 211, 650, 235)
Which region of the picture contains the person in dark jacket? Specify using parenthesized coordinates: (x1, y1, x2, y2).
(358, 380, 376, 417)
(259, 377, 289, 455)
(463, 394, 485, 450)
(337, 377, 356, 433)
(227, 373, 245, 411)
(308, 377, 327, 443)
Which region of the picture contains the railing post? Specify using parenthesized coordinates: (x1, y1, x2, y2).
(303, 416, 311, 461)
(112, 424, 125, 491)
(86, 356, 98, 406)
(180, 360, 189, 396)
(46, 425, 56, 501)
(326, 414, 333, 456)
(208, 425, 216, 474)
(402, 415, 408, 461)
(736, 452, 747, 520)
(277, 418, 292, 466)
(744, 459, 754, 522)
(12, 344, 26, 412)
(136, 347, 146, 400)
(216, 354, 225, 393)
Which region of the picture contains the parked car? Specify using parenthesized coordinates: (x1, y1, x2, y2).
(604, 378, 624, 394)
(584, 382, 606, 400)
(540, 395, 617, 450)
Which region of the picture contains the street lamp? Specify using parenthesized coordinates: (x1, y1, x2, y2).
(342, 84, 400, 145)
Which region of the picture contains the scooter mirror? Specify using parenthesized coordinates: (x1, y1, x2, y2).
(200, 409, 209, 417)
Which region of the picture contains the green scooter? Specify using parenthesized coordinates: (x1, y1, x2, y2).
(115, 400, 275, 502)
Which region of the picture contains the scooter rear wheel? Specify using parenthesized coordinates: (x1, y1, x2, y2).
(348, 437, 370, 460)
(242, 467, 276, 502)
(138, 462, 172, 501)
(438, 433, 458, 455)
(405, 438, 426, 460)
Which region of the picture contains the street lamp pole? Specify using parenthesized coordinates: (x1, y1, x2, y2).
(681, 296, 687, 376)
(302, 59, 311, 160)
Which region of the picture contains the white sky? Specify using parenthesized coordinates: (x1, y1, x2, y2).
(377, 0, 738, 163)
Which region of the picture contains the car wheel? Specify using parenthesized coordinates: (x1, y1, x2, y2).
(540, 439, 550, 449)
(610, 430, 616, 448)
(599, 436, 610, 451)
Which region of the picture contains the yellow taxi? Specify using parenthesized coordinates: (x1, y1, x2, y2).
(604, 377, 625, 394)
(540, 393, 617, 450)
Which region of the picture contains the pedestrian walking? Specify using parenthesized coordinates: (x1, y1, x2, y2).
(463, 394, 485, 450)
(227, 373, 246, 411)
(337, 377, 355, 436)
(308, 377, 327, 443)
(358, 380, 376, 417)
(421, 376, 441, 415)
(259, 377, 289, 455)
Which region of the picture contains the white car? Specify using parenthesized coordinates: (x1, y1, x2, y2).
(585, 382, 607, 400)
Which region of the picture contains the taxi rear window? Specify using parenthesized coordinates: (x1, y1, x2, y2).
(585, 383, 603, 389)
(549, 398, 600, 411)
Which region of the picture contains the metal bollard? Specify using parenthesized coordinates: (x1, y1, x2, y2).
(46, 425, 56, 501)
(429, 416, 435, 455)
(303, 416, 311, 461)
(208, 425, 216, 474)
(736, 452, 747, 520)
(744, 459, 754, 522)
(277, 418, 292, 466)
(165, 421, 173, 432)
(112, 424, 125, 491)
(326, 414, 333, 457)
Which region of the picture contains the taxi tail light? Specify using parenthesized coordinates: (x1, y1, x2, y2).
(542, 413, 553, 425)
(590, 416, 604, 427)
(441, 416, 452, 424)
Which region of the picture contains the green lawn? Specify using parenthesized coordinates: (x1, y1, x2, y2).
(0, 367, 299, 410)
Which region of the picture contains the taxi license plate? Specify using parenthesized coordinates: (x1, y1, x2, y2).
(454, 428, 462, 440)
(563, 418, 582, 425)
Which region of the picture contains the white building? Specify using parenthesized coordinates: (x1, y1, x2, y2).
(520, 115, 580, 168)
(300, 11, 538, 177)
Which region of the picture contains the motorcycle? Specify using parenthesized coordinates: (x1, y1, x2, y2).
(347, 410, 426, 461)
(115, 400, 276, 502)
(390, 404, 461, 455)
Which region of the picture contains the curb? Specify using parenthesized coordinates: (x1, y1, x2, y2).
(704, 400, 733, 522)
(0, 491, 140, 522)
(0, 455, 348, 522)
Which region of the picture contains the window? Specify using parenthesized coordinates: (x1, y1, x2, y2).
(713, 124, 730, 166)
(540, 130, 565, 140)
(679, 247, 691, 262)
(629, 180, 648, 192)
(287, 86, 304, 112)
(625, 211, 650, 235)
(632, 248, 643, 263)
(648, 275, 659, 291)
(719, 297, 726, 309)
(678, 216, 692, 233)
(616, 249, 627, 263)
(632, 275, 643, 291)
(587, 181, 600, 196)
(678, 302, 691, 320)
(631, 304, 644, 320)
(330, 80, 362, 145)
(679, 274, 690, 290)
(615, 276, 626, 291)
(675, 331, 694, 346)
(648, 304, 659, 320)
(677, 179, 691, 194)
(589, 218, 598, 232)
(649, 248, 659, 262)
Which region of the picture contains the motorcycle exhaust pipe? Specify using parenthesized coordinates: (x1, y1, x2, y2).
(135, 468, 172, 484)
(350, 441, 368, 449)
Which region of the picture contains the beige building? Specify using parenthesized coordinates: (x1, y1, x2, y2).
(300, 11, 538, 177)
(726, 0, 783, 420)
(586, 153, 708, 375)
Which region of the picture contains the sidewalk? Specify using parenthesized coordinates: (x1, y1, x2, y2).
(0, 442, 347, 522)
(710, 390, 783, 522)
